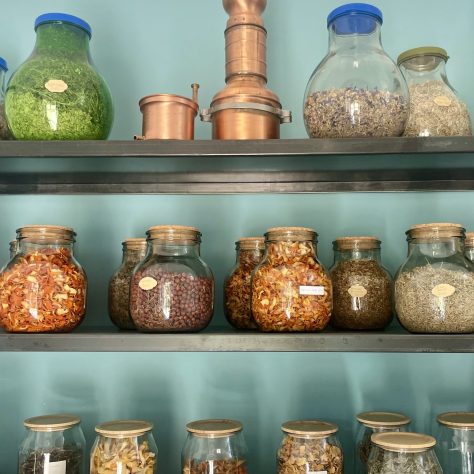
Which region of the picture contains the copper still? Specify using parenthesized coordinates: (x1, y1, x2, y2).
(201, 0, 291, 139)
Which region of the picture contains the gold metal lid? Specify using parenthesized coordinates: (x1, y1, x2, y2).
(186, 419, 242, 436)
(265, 226, 317, 242)
(147, 225, 201, 243)
(24, 414, 80, 432)
(123, 238, 148, 250)
(17, 225, 76, 244)
(334, 236, 381, 251)
(356, 411, 411, 428)
(95, 420, 153, 437)
(281, 420, 338, 437)
(397, 46, 449, 66)
(437, 412, 474, 429)
(237, 236, 265, 250)
(465, 232, 474, 249)
(371, 432, 436, 452)
(407, 223, 464, 240)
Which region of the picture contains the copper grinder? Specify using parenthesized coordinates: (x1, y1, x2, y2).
(201, 0, 291, 139)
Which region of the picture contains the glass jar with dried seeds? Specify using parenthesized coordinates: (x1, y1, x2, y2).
(224, 237, 264, 329)
(464, 232, 474, 263)
(330, 237, 393, 330)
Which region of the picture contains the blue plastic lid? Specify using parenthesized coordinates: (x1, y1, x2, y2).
(0, 57, 8, 72)
(35, 13, 92, 38)
(328, 3, 383, 35)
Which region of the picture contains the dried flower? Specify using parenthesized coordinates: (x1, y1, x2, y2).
(183, 459, 248, 474)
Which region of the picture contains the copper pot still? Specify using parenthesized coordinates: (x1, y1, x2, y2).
(136, 84, 199, 140)
(201, 0, 291, 139)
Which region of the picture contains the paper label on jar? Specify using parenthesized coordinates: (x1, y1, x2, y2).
(432, 283, 456, 297)
(309, 471, 327, 474)
(433, 95, 452, 107)
(139, 276, 158, 291)
(348, 284, 367, 298)
(45, 79, 68, 93)
(299, 285, 325, 296)
(44, 460, 66, 474)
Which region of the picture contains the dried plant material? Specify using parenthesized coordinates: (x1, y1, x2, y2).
(183, 458, 248, 474)
(0, 103, 12, 139)
(403, 81, 472, 137)
(395, 265, 474, 333)
(368, 450, 441, 474)
(20, 446, 83, 473)
(304, 88, 408, 138)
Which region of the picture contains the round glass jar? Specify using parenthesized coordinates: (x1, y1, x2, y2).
(436, 412, 474, 473)
(368, 432, 442, 474)
(304, 3, 408, 138)
(0, 225, 87, 333)
(130, 225, 214, 332)
(394, 223, 474, 333)
(398, 47, 472, 137)
(355, 411, 411, 474)
(6, 13, 113, 140)
(251, 227, 332, 332)
(108, 238, 148, 330)
(465, 232, 474, 263)
(19, 414, 86, 474)
(182, 419, 248, 474)
(224, 237, 265, 329)
(330, 237, 393, 330)
(278, 420, 343, 473)
(91, 420, 157, 474)
(0, 57, 12, 139)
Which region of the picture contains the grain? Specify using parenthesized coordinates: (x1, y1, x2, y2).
(368, 450, 441, 474)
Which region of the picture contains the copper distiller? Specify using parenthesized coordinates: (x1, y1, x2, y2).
(201, 0, 291, 139)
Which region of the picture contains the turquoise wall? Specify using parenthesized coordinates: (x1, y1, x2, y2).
(0, 0, 473, 473)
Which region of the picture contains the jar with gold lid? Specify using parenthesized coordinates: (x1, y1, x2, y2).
(465, 232, 474, 263)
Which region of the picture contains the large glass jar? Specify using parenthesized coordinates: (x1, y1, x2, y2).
(355, 411, 411, 474)
(368, 432, 442, 474)
(182, 419, 248, 473)
(0, 57, 12, 139)
(130, 225, 214, 332)
(277, 420, 343, 473)
(251, 227, 332, 332)
(303, 3, 408, 138)
(465, 232, 474, 263)
(0, 225, 87, 333)
(19, 414, 86, 474)
(398, 47, 472, 137)
(108, 238, 147, 330)
(6, 13, 113, 140)
(224, 237, 264, 329)
(91, 420, 158, 473)
(394, 223, 474, 333)
(330, 237, 393, 330)
(436, 412, 474, 473)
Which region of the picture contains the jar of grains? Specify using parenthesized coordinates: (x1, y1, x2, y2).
(130, 225, 214, 332)
(398, 47, 472, 137)
(108, 238, 147, 330)
(182, 419, 248, 474)
(91, 420, 157, 474)
(303, 3, 408, 138)
(436, 412, 474, 474)
(355, 411, 411, 474)
(465, 232, 474, 263)
(277, 420, 343, 474)
(330, 237, 393, 330)
(368, 432, 442, 474)
(224, 237, 265, 329)
(251, 227, 332, 332)
(394, 223, 474, 333)
(0, 225, 87, 333)
(19, 414, 86, 474)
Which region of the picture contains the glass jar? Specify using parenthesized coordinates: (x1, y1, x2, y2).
(6, 13, 113, 140)
(224, 237, 264, 329)
(368, 432, 442, 474)
(394, 223, 474, 333)
(277, 420, 343, 473)
(9, 239, 18, 259)
(19, 414, 86, 474)
(355, 411, 411, 474)
(91, 420, 158, 474)
(130, 225, 214, 332)
(0, 57, 12, 139)
(465, 232, 474, 263)
(330, 237, 393, 330)
(251, 227, 332, 332)
(436, 412, 474, 473)
(182, 419, 248, 473)
(108, 238, 147, 330)
(303, 3, 408, 138)
(0, 225, 87, 333)
(398, 47, 472, 137)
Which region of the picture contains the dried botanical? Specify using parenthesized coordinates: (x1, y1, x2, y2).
(0, 103, 12, 139)
(19, 446, 82, 474)
(183, 458, 248, 474)
(368, 450, 441, 474)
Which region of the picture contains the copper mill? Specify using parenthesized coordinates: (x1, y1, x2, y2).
(201, 0, 291, 139)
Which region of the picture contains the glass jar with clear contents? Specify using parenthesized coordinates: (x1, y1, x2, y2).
(304, 3, 408, 138)
(277, 420, 343, 473)
(182, 419, 248, 474)
(368, 432, 442, 474)
(355, 411, 411, 474)
(224, 237, 265, 329)
(465, 232, 474, 263)
(398, 47, 472, 137)
(394, 223, 474, 333)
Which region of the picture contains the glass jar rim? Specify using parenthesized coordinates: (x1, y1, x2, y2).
(24, 414, 80, 432)
(95, 420, 153, 437)
(406, 223, 465, 240)
(371, 432, 436, 452)
(186, 419, 242, 436)
(123, 238, 147, 251)
(356, 411, 411, 427)
(281, 420, 338, 437)
(265, 226, 317, 242)
(334, 236, 381, 251)
(147, 225, 201, 243)
(17, 225, 76, 244)
(437, 412, 474, 430)
(236, 237, 265, 250)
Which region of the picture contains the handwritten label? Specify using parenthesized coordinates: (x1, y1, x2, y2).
(432, 283, 456, 298)
(348, 284, 367, 298)
(45, 79, 68, 93)
(44, 460, 66, 474)
(433, 95, 452, 107)
(299, 286, 325, 296)
(139, 277, 158, 291)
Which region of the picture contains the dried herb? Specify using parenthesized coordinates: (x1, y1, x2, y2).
(183, 459, 248, 474)
(368, 450, 442, 474)
(19, 446, 83, 474)
(0, 103, 12, 139)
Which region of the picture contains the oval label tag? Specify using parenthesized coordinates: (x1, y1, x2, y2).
(348, 284, 367, 298)
(139, 276, 158, 291)
(433, 95, 452, 107)
(432, 283, 456, 298)
(45, 79, 68, 93)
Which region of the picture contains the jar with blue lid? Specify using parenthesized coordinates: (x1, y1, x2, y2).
(304, 3, 409, 138)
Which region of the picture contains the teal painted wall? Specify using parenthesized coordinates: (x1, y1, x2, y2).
(0, 0, 473, 473)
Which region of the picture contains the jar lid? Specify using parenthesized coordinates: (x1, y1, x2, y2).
(334, 236, 381, 251)
(17, 225, 76, 244)
(327, 3, 383, 31)
(356, 411, 411, 428)
(281, 420, 338, 437)
(35, 13, 92, 37)
(407, 223, 465, 240)
(186, 419, 242, 436)
(265, 226, 317, 242)
(371, 432, 436, 453)
(437, 412, 474, 429)
(24, 414, 80, 432)
(237, 237, 265, 250)
(139, 94, 199, 115)
(95, 420, 153, 437)
(0, 57, 7, 72)
(123, 238, 148, 250)
(397, 46, 449, 66)
(465, 232, 474, 249)
(147, 225, 201, 243)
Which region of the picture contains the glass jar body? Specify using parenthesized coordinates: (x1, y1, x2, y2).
(437, 426, 474, 474)
(0, 68, 12, 139)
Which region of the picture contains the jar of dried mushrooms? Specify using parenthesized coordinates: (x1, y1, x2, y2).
(464, 232, 474, 263)
(330, 237, 393, 330)
(251, 227, 332, 332)
(394, 223, 474, 334)
(278, 420, 343, 474)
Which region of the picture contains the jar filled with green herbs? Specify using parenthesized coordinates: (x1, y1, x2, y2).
(6, 13, 113, 140)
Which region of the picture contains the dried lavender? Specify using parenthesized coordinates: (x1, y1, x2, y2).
(368, 450, 442, 474)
